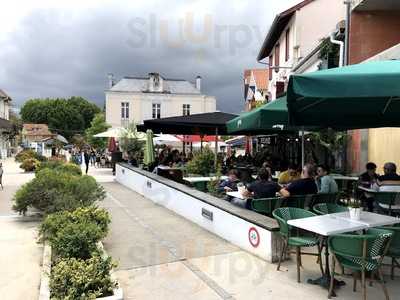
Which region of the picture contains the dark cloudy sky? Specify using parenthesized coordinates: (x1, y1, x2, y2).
(0, 0, 300, 114)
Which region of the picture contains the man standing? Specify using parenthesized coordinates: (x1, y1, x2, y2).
(84, 150, 90, 174)
(0, 162, 3, 190)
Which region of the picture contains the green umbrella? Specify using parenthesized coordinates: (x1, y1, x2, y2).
(287, 60, 400, 129)
(143, 129, 155, 165)
(227, 96, 296, 135)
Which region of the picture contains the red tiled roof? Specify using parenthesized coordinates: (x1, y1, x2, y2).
(23, 123, 54, 136)
(252, 69, 269, 90)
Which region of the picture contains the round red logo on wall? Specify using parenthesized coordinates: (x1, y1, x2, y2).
(248, 227, 260, 248)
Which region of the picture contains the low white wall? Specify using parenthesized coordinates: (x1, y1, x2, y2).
(116, 164, 280, 262)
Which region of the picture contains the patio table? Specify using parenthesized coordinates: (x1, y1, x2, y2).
(287, 211, 400, 295)
(226, 191, 246, 200)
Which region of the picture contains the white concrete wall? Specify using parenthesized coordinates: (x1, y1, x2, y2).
(106, 92, 216, 128)
(116, 164, 279, 262)
(0, 99, 9, 120)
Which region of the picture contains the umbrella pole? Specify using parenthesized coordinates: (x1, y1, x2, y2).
(214, 127, 218, 169)
(301, 128, 305, 168)
(200, 135, 203, 152)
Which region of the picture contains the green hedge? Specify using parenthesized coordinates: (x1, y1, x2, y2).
(20, 158, 40, 172)
(15, 149, 47, 162)
(12, 169, 105, 215)
(50, 254, 116, 300)
(37, 161, 82, 176)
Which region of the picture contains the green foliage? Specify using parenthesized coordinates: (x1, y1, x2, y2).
(71, 134, 87, 150)
(36, 159, 64, 172)
(20, 97, 100, 139)
(118, 122, 145, 157)
(40, 207, 110, 243)
(206, 165, 223, 197)
(85, 113, 110, 149)
(12, 169, 105, 215)
(37, 160, 82, 176)
(50, 254, 116, 300)
(15, 149, 47, 162)
(20, 158, 40, 172)
(186, 147, 215, 176)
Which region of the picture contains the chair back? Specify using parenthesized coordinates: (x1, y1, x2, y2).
(281, 194, 314, 209)
(374, 192, 400, 214)
(379, 226, 400, 257)
(311, 193, 338, 206)
(251, 197, 283, 216)
(328, 228, 393, 271)
(272, 207, 316, 238)
(313, 203, 348, 215)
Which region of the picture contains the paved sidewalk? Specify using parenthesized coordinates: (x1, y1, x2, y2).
(0, 158, 42, 300)
(91, 166, 400, 300)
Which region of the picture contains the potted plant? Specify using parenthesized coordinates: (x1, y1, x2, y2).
(348, 198, 362, 221)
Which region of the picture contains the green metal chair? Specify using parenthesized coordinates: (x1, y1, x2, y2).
(374, 192, 400, 216)
(311, 193, 339, 206)
(379, 225, 400, 280)
(251, 197, 283, 217)
(313, 203, 349, 215)
(272, 207, 323, 283)
(328, 228, 393, 300)
(283, 194, 315, 210)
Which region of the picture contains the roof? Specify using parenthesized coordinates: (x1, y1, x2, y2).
(0, 89, 12, 101)
(252, 69, 269, 90)
(108, 75, 201, 95)
(257, 0, 315, 61)
(22, 124, 53, 136)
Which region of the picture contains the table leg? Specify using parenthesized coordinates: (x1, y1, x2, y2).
(307, 237, 345, 296)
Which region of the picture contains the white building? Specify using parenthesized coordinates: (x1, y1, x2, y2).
(0, 89, 12, 159)
(257, 0, 346, 100)
(105, 73, 216, 128)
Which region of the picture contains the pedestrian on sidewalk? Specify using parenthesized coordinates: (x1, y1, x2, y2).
(0, 162, 3, 190)
(84, 150, 90, 174)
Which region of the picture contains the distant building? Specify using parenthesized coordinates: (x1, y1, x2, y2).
(0, 89, 12, 158)
(243, 69, 268, 111)
(105, 73, 216, 128)
(22, 124, 56, 156)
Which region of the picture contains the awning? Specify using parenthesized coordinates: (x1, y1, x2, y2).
(287, 60, 400, 129)
(137, 112, 237, 135)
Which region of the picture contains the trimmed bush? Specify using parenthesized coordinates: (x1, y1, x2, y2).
(15, 149, 47, 162)
(50, 254, 116, 299)
(20, 158, 40, 172)
(37, 161, 82, 176)
(186, 147, 215, 176)
(12, 169, 105, 215)
(40, 207, 110, 243)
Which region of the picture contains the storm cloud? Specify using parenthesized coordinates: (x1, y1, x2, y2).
(0, 0, 299, 114)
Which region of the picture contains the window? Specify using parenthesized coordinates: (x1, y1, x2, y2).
(269, 55, 273, 80)
(152, 103, 161, 119)
(183, 104, 190, 116)
(274, 43, 280, 72)
(285, 29, 290, 61)
(121, 102, 129, 119)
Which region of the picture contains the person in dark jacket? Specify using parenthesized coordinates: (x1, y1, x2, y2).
(218, 169, 240, 193)
(84, 149, 90, 174)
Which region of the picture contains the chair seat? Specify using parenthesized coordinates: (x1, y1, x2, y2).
(337, 256, 380, 272)
(288, 236, 318, 247)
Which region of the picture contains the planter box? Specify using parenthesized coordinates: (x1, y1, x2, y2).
(39, 242, 123, 300)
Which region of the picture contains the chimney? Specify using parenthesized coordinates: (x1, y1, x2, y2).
(196, 75, 201, 91)
(107, 73, 114, 89)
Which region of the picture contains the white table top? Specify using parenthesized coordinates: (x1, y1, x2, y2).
(183, 176, 228, 183)
(226, 191, 247, 199)
(332, 175, 358, 181)
(287, 211, 400, 236)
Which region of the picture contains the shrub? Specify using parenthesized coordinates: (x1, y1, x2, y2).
(186, 147, 215, 176)
(37, 161, 82, 176)
(15, 149, 47, 162)
(39, 207, 110, 243)
(12, 169, 105, 215)
(50, 254, 116, 300)
(20, 158, 40, 172)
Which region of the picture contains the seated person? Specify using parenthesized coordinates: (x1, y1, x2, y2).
(375, 162, 400, 192)
(359, 162, 379, 188)
(218, 170, 240, 193)
(316, 164, 338, 194)
(280, 164, 318, 197)
(262, 162, 273, 181)
(243, 168, 281, 199)
(278, 163, 300, 185)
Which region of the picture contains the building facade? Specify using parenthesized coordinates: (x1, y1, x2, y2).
(105, 73, 216, 128)
(257, 0, 345, 100)
(0, 89, 12, 159)
(347, 0, 400, 173)
(22, 123, 56, 157)
(243, 69, 268, 111)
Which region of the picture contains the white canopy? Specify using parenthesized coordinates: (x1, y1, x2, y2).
(93, 127, 146, 140)
(153, 134, 181, 145)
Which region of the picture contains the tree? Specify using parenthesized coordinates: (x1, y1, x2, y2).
(20, 97, 101, 140)
(118, 122, 144, 158)
(85, 113, 110, 149)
